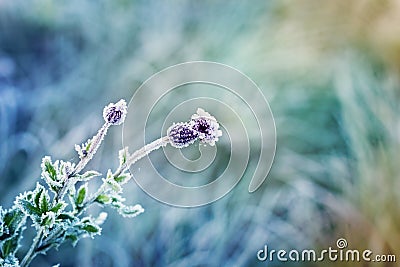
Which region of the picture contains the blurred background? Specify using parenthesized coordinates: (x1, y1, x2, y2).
(1, 0, 400, 266)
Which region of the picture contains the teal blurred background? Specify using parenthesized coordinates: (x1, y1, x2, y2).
(1, 0, 400, 266)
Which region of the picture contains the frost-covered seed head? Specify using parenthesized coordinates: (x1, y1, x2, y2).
(167, 122, 199, 148)
(103, 99, 127, 125)
(191, 108, 222, 146)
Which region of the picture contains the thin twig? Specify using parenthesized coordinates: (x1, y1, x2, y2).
(72, 122, 110, 176)
(114, 136, 170, 177)
(20, 229, 43, 267)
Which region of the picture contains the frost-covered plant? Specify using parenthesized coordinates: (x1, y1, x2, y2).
(0, 100, 221, 267)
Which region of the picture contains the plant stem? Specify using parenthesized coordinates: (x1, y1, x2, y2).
(73, 122, 110, 175)
(114, 136, 170, 177)
(20, 229, 43, 267)
(55, 122, 110, 203)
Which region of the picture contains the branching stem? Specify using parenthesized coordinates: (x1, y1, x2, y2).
(76, 136, 170, 216)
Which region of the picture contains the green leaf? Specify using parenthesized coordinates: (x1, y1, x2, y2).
(107, 179, 122, 193)
(17, 199, 41, 217)
(81, 223, 100, 234)
(56, 213, 76, 221)
(2, 238, 16, 258)
(110, 194, 126, 209)
(118, 147, 130, 165)
(66, 234, 79, 247)
(77, 217, 102, 238)
(42, 157, 57, 181)
(1, 226, 23, 258)
(95, 194, 111, 205)
(40, 212, 55, 228)
(75, 184, 88, 206)
(77, 171, 101, 181)
(34, 187, 43, 208)
(50, 201, 67, 214)
(41, 217, 52, 227)
(40, 193, 50, 213)
(2, 209, 25, 235)
(114, 173, 131, 185)
(85, 140, 92, 152)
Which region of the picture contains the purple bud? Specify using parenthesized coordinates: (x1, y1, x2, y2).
(167, 122, 199, 148)
(103, 99, 127, 125)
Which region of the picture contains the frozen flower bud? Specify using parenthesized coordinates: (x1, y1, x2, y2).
(191, 108, 222, 146)
(167, 122, 199, 148)
(103, 99, 127, 125)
